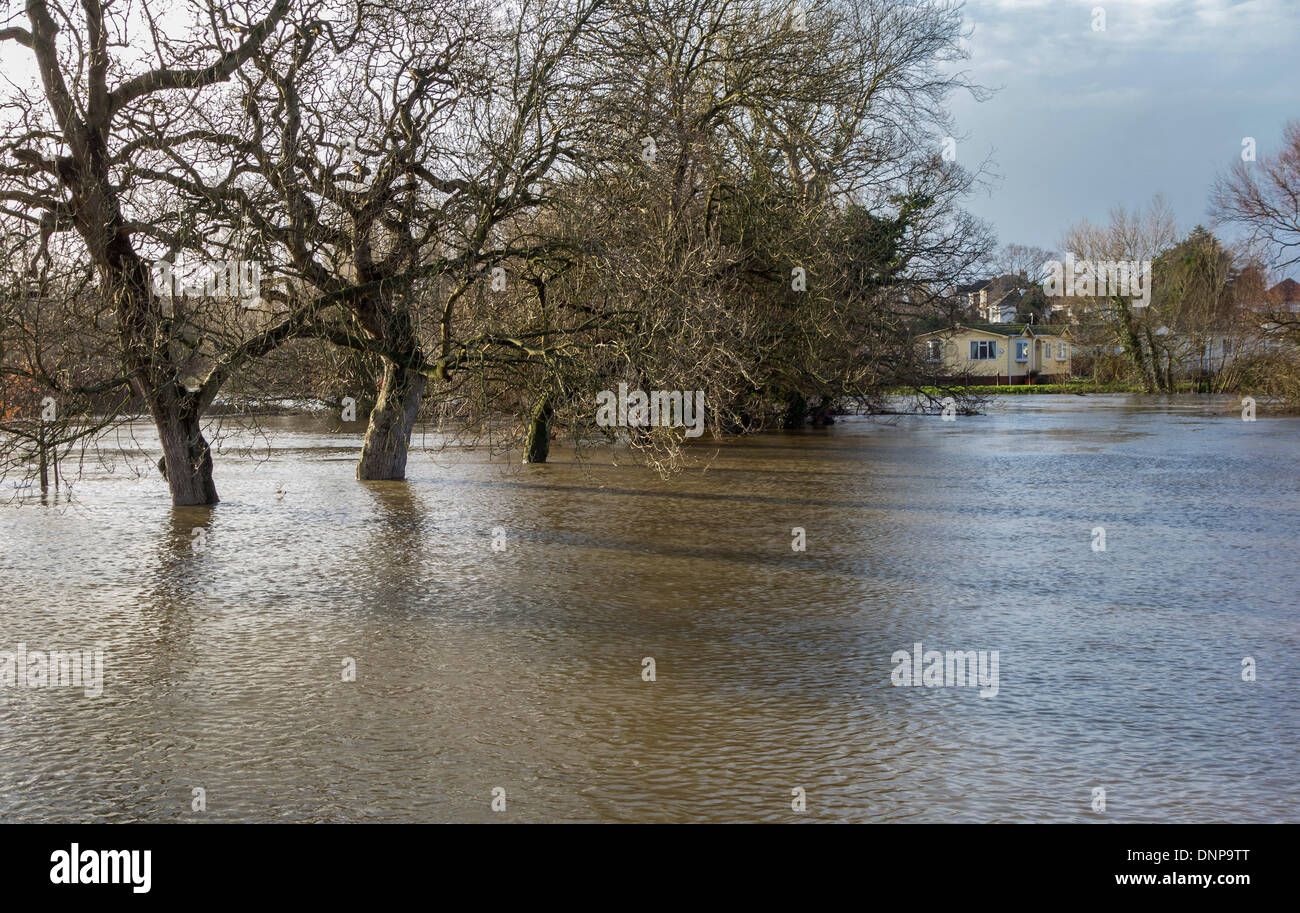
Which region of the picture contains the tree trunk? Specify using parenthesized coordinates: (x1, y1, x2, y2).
(37, 422, 49, 493)
(152, 393, 219, 506)
(356, 360, 426, 480)
(1118, 311, 1159, 393)
(114, 269, 221, 506)
(523, 392, 553, 463)
(1141, 328, 1168, 393)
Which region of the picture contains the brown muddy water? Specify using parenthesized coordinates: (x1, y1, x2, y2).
(1, 395, 1297, 822)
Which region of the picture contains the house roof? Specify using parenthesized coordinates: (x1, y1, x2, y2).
(986, 290, 1020, 310)
(965, 323, 1065, 337)
(917, 323, 1069, 340)
(952, 274, 1021, 296)
(1271, 278, 1300, 301)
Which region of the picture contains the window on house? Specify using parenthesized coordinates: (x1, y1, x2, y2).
(969, 339, 997, 360)
(1057, 342, 1068, 361)
(1014, 339, 1030, 362)
(1042, 341, 1052, 360)
(1222, 339, 1234, 357)
(926, 340, 943, 362)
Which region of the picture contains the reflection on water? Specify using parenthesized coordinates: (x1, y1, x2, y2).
(1, 395, 1297, 822)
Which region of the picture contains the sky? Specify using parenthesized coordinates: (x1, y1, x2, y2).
(947, 0, 1299, 257)
(3, 0, 1295, 266)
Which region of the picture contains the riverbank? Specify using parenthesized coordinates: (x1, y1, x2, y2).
(887, 380, 1283, 396)
(892, 381, 1167, 395)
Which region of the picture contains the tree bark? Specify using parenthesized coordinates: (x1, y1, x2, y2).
(356, 360, 425, 480)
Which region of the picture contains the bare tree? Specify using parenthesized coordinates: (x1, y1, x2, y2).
(0, 0, 298, 504)
(1212, 119, 1300, 361)
(1212, 121, 1300, 275)
(1060, 196, 1179, 391)
(177, 0, 608, 479)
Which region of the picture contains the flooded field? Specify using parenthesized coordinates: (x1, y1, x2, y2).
(1, 395, 1297, 822)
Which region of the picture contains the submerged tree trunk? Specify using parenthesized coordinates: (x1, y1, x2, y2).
(106, 254, 221, 505)
(356, 360, 426, 480)
(37, 422, 49, 493)
(152, 389, 219, 506)
(523, 392, 554, 463)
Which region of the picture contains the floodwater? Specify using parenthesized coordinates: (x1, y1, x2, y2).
(1, 395, 1297, 822)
